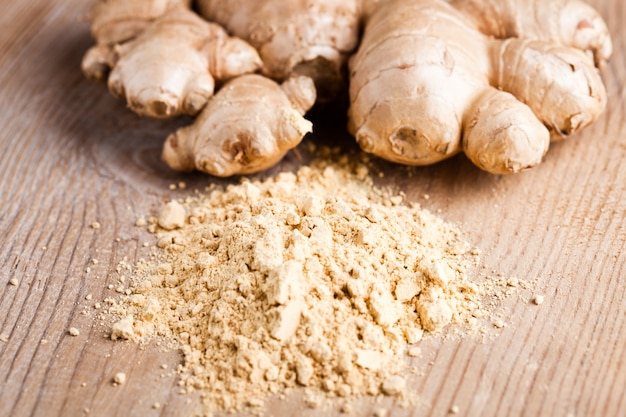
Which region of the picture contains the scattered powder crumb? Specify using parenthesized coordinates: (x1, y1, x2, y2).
(492, 319, 505, 329)
(111, 315, 135, 341)
(113, 372, 127, 385)
(0, 333, 9, 343)
(373, 408, 388, 417)
(450, 404, 460, 414)
(506, 278, 519, 287)
(85, 294, 93, 301)
(157, 200, 186, 230)
(381, 375, 406, 396)
(152, 403, 161, 409)
(90, 222, 101, 229)
(9, 278, 18, 286)
(304, 390, 324, 408)
(41, 339, 48, 345)
(68, 327, 80, 337)
(532, 295, 545, 305)
(407, 347, 422, 357)
(109, 148, 517, 414)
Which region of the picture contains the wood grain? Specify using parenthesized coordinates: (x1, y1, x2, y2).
(1, 1, 624, 416)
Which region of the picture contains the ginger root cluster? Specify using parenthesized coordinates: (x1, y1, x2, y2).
(83, 0, 613, 176)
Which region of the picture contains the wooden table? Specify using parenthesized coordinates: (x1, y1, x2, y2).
(1, 1, 625, 416)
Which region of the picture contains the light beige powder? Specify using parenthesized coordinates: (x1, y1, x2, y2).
(109, 147, 498, 413)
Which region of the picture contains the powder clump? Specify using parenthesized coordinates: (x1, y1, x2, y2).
(113, 149, 489, 413)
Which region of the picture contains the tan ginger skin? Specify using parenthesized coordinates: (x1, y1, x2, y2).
(449, 0, 613, 70)
(195, 0, 361, 99)
(349, 0, 610, 174)
(82, 0, 612, 176)
(82, 0, 191, 81)
(83, 5, 262, 119)
(162, 74, 316, 177)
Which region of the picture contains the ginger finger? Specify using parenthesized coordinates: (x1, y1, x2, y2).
(104, 7, 261, 119)
(196, 0, 360, 99)
(463, 89, 550, 174)
(349, 0, 488, 165)
(489, 38, 607, 140)
(162, 74, 316, 177)
(89, 0, 192, 44)
(81, 0, 191, 81)
(82, 44, 117, 82)
(450, 0, 613, 69)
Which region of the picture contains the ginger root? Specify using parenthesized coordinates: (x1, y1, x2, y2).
(82, 0, 611, 176)
(195, 0, 360, 99)
(83, 4, 262, 118)
(82, 0, 192, 81)
(450, 0, 613, 70)
(349, 0, 610, 174)
(162, 74, 316, 177)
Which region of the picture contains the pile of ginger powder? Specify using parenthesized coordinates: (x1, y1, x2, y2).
(108, 148, 494, 413)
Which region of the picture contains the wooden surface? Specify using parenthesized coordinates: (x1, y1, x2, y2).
(1, 1, 625, 416)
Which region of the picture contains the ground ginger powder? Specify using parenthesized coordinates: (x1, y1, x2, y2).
(111, 151, 491, 413)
